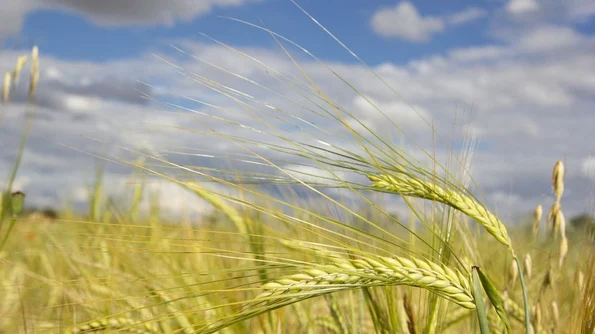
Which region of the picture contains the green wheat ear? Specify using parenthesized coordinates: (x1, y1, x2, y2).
(368, 173, 512, 249)
(258, 243, 475, 309)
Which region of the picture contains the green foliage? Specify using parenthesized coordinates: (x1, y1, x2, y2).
(476, 266, 511, 333)
(471, 267, 490, 334)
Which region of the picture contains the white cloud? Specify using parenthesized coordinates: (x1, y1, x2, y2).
(42, 0, 262, 26)
(2, 17, 595, 217)
(371, 3, 489, 42)
(353, 95, 430, 131)
(520, 81, 573, 107)
(371, 2, 445, 42)
(566, 0, 595, 21)
(0, 1, 30, 40)
(448, 7, 487, 25)
(582, 157, 595, 181)
(62, 94, 101, 113)
(448, 46, 511, 62)
(0, 0, 262, 40)
(506, 0, 540, 15)
(515, 25, 584, 52)
(283, 165, 347, 185)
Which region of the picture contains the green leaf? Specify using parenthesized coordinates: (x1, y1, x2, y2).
(477, 267, 512, 333)
(472, 266, 490, 334)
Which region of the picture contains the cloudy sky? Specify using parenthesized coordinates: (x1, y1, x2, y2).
(0, 0, 594, 219)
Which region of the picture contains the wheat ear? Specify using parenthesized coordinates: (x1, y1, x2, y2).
(369, 173, 533, 332)
(369, 173, 512, 249)
(258, 252, 475, 309)
(67, 317, 158, 334)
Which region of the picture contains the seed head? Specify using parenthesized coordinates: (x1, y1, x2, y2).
(548, 202, 560, 230)
(553, 209, 566, 239)
(552, 160, 564, 202)
(556, 209, 566, 239)
(12, 55, 28, 85)
(368, 173, 512, 249)
(532, 302, 542, 332)
(2, 72, 11, 102)
(532, 204, 542, 236)
(29, 46, 39, 99)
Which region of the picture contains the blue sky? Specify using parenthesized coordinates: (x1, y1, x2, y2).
(1, 0, 595, 218)
(13, 1, 501, 63)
